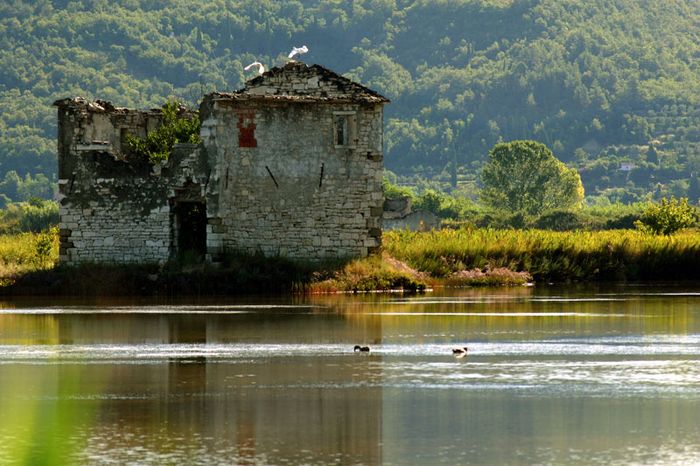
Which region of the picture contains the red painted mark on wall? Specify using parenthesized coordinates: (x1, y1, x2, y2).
(237, 111, 257, 148)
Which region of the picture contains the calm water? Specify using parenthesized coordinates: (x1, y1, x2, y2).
(0, 285, 699, 465)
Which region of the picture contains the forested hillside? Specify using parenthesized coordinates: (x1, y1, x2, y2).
(1, 0, 699, 204)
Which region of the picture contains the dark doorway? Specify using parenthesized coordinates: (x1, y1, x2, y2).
(174, 201, 207, 262)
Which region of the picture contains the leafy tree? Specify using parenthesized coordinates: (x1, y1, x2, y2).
(126, 101, 201, 164)
(480, 140, 584, 216)
(635, 197, 698, 235)
(1, 0, 700, 202)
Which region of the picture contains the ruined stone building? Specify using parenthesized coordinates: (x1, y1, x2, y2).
(383, 197, 440, 231)
(55, 62, 389, 264)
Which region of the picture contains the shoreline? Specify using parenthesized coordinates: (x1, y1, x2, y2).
(2, 227, 699, 297)
(2, 257, 698, 298)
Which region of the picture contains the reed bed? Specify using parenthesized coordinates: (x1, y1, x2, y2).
(384, 228, 700, 282)
(309, 253, 425, 293)
(3, 228, 699, 294)
(0, 231, 58, 283)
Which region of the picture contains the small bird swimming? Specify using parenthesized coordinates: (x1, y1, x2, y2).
(244, 61, 265, 75)
(288, 45, 309, 59)
(354, 345, 370, 352)
(452, 347, 468, 357)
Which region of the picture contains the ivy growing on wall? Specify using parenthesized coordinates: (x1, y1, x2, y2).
(126, 101, 201, 164)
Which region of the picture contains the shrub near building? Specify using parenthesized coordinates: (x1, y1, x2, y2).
(635, 197, 699, 235)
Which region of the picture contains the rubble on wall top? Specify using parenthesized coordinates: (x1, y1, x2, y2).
(53, 97, 163, 114)
(211, 61, 389, 104)
(53, 62, 388, 115)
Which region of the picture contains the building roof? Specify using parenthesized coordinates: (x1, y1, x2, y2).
(210, 61, 389, 104)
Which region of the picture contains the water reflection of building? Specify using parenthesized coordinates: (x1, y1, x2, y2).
(203, 312, 384, 464)
(16, 310, 386, 464)
(2, 293, 700, 463)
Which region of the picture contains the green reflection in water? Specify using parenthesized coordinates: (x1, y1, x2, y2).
(0, 364, 99, 466)
(0, 286, 697, 464)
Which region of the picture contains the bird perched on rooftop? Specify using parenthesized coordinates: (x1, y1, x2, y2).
(452, 347, 468, 358)
(288, 45, 308, 59)
(354, 345, 370, 353)
(244, 61, 265, 76)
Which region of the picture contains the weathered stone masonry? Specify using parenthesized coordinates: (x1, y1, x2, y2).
(56, 62, 389, 264)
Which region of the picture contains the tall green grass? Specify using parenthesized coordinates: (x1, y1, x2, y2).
(4, 227, 699, 294)
(0, 230, 59, 283)
(384, 228, 700, 282)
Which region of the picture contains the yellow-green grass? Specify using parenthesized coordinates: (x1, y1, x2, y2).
(384, 228, 700, 282)
(3, 228, 699, 294)
(308, 253, 426, 293)
(0, 230, 59, 284)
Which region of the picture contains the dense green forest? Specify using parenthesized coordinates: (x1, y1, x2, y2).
(1, 0, 699, 205)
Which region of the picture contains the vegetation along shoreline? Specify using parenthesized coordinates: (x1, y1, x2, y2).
(2, 225, 699, 297)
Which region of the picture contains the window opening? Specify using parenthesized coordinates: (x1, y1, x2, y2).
(336, 116, 348, 146)
(334, 111, 356, 148)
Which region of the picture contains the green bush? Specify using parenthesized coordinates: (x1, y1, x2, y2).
(414, 188, 482, 220)
(34, 227, 58, 266)
(126, 101, 201, 164)
(635, 197, 698, 235)
(534, 209, 585, 231)
(604, 213, 640, 230)
(0, 199, 59, 234)
(383, 177, 416, 200)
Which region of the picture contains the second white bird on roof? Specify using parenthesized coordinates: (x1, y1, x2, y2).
(288, 45, 308, 59)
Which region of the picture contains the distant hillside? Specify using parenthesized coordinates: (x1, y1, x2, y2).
(1, 0, 699, 204)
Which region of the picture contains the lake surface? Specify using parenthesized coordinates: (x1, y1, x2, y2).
(0, 285, 699, 465)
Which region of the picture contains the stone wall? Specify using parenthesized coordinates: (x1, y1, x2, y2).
(56, 62, 387, 264)
(240, 62, 388, 103)
(55, 98, 209, 264)
(383, 210, 441, 232)
(201, 98, 384, 259)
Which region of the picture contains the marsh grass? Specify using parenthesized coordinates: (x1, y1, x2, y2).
(0, 230, 59, 284)
(384, 228, 700, 282)
(309, 253, 426, 293)
(442, 267, 532, 287)
(3, 227, 699, 295)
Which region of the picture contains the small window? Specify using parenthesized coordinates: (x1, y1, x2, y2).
(336, 116, 348, 146)
(334, 111, 356, 148)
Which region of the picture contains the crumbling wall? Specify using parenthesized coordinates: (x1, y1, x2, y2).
(383, 210, 441, 232)
(55, 98, 208, 264)
(55, 62, 387, 265)
(201, 97, 384, 259)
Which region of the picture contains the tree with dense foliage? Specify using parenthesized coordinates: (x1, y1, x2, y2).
(635, 197, 698, 235)
(1, 0, 699, 204)
(481, 140, 584, 216)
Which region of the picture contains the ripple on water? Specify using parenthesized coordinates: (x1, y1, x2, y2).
(0, 337, 698, 398)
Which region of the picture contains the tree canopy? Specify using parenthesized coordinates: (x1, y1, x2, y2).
(481, 140, 584, 216)
(0, 0, 699, 203)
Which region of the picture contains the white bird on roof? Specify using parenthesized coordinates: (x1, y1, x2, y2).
(288, 45, 308, 59)
(244, 61, 265, 75)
